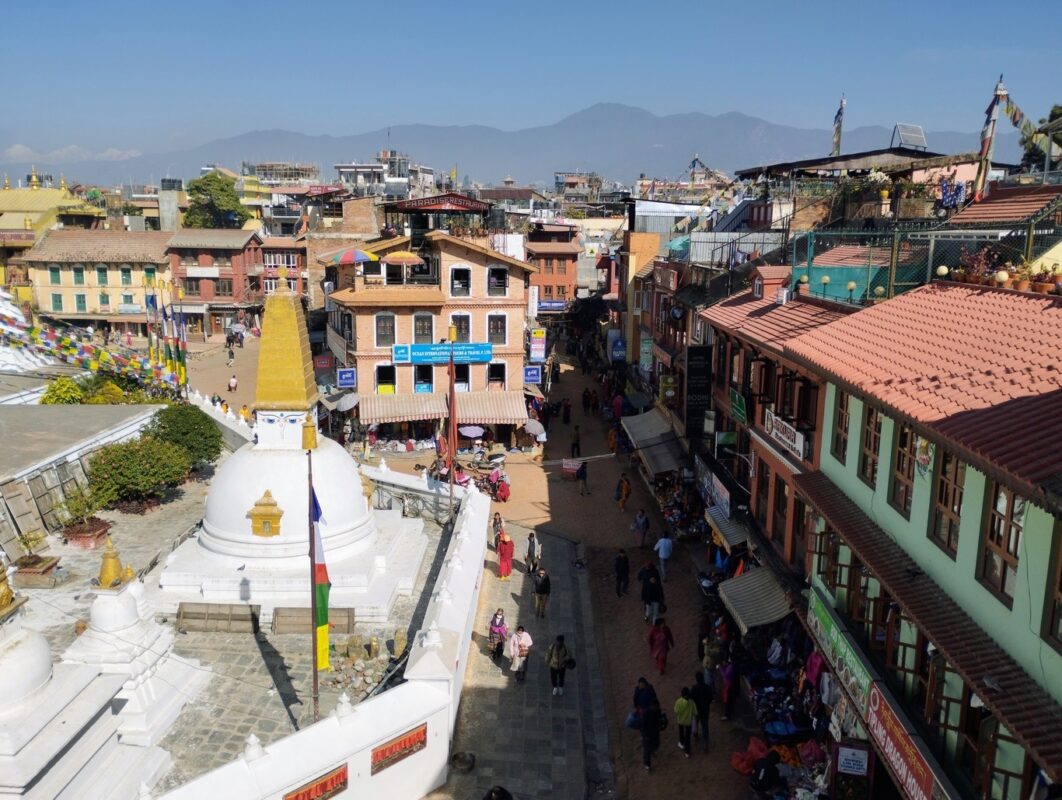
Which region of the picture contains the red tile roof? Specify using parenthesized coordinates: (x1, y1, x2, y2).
(950, 184, 1062, 224)
(785, 282, 1062, 499)
(260, 237, 305, 249)
(809, 243, 921, 268)
(793, 470, 1062, 781)
(753, 265, 792, 282)
(524, 241, 581, 256)
(701, 291, 854, 355)
(23, 229, 173, 263)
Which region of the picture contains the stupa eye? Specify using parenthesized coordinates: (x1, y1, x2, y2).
(287, 416, 300, 425)
(266, 417, 277, 424)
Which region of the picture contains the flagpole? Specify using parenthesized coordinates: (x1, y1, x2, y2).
(307, 447, 320, 722)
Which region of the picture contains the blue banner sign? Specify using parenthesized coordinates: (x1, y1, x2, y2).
(392, 342, 493, 365)
(336, 368, 357, 388)
(524, 365, 542, 384)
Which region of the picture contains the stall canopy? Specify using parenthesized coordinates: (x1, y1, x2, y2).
(621, 408, 687, 475)
(455, 391, 527, 424)
(319, 389, 359, 412)
(718, 568, 791, 635)
(706, 506, 749, 553)
(360, 393, 447, 424)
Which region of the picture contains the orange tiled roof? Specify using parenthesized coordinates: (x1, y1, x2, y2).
(809, 243, 921, 268)
(328, 287, 445, 307)
(950, 184, 1062, 225)
(701, 290, 854, 355)
(753, 265, 792, 282)
(785, 282, 1062, 493)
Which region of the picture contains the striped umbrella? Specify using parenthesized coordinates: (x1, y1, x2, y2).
(328, 248, 379, 265)
(381, 250, 425, 266)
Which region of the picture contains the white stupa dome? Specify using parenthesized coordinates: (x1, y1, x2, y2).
(0, 623, 53, 708)
(199, 437, 376, 569)
(89, 589, 141, 634)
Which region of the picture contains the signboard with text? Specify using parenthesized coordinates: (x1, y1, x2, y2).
(711, 473, 731, 519)
(638, 338, 653, 372)
(685, 345, 711, 438)
(283, 765, 348, 800)
(764, 409, 806, 460)
(370, 723, 428, 775)
(729, 387, 748, 425)
(806, 588, 873, 711)
(866, 685, 934, 800)
(336, 368, 357, 388)
(313, 353, 335, 371)
(392, 342, 492, 364)
(529, 328, 547, 362)
(524, 365, 542, 384)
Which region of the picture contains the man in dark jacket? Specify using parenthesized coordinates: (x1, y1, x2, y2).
(641, 574, 664, 623)
(689, 671, 714, 752)
(614, 549, 630, 597)
(640, 699, 662, 772)
(532, 568, 551, 618)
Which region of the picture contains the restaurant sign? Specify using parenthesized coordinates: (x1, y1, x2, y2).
(764, 409, 806, 460)
(371, 723, 428, 775)
(866, 685, 935, 800)
(806, 588, 873, 711)
(283, 764, 348, 800)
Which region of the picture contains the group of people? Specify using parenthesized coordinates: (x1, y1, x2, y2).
(488, 516, 569, 693)
(630, 672, 715, 772)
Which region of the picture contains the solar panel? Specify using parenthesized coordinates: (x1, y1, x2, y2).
(893, 123, 928, 150)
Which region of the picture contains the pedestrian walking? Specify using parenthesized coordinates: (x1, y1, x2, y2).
(633, 676, 658, 713)
(227, 374, 238, 393)
(631, 509, 650, 548)
(239, 404, 251, 422)
(612, 393, 623, 420)
(702, 634, 726, 688)
(227, 346, 235, 367)
(546, 635, 572, 696)
(648, 617, 675, 675)
(720, 656, 738, 720)
(508, 626, 533, 682)
(562, 397, 572, 424)
(614, 549, 630, 597)
(606, 425, 617, 454)
(615, 472, 631, 511)
(640, 699, 662, 772)
(690, 671, 714, 752)
(570, 425, 581, 458)
(576, 460, 589, 495)
(525, 531, 542, 573)
(581, 388, 591, 414)
(531, 567, 551, 618)
(491, 512, 504, 550)
(638, 564, 664, 622)
(653, 530, 674, 581)
(497, 532, 515, 580)
(487, 608, 508, 662)
(674, 687, 696, 757)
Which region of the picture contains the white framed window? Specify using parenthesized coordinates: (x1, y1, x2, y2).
(487, 266, 508, 297)
(414, 364, 433, 392)
(692, 318, 706, 344)
(375, 312, 396, 348)
(375, 364, 396, 394)
(362, 258, 382, 277)
(413, 313, 434, 344)
(450, 313, 471, 343)
(453, 363, 470, 392)
(753, 278, 764, 298)
(450, 266, 471, 297)
(487, 361, 506, 389)
(487, 313, 506, 345)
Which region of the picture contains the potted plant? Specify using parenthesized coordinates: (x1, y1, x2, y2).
(1010, 262, 1032, 292)
(57, 485, 111, 549)
(12, 529, 62, 588)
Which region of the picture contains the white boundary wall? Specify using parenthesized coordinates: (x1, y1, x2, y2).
(156, 479, 490, 800)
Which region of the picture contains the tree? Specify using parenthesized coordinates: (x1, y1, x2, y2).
(122, 202, 143, 217)
(146, 404, 222, 464)
(41, 376, 85, 405)
(182, 172, 251, 229)
(89, 438, 191, 504)
(1020, 104, 1062, 171)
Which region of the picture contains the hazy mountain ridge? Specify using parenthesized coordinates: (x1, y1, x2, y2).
(0, 103, 1021, 187)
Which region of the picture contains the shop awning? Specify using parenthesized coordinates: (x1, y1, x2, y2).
(622, 408, 687, 475)
(454, 391, 528, 424)
(706, 505, 748, 553)
(523, 384, 544, 400)
(626, 391, 652, 411)
(319, 390, 359, 412)
(718, 567, 791, 635)
(360, 393, 447, 424)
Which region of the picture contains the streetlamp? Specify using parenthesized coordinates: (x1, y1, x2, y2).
(820, 275, 830, 298)
(846, 280, 857, 303)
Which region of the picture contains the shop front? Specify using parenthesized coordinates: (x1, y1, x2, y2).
(620, 407, 688, 498)
(454, 390, 529, 449)
(357, 393, 447, 453)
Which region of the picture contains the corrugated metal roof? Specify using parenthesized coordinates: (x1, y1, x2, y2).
(22, 229, 173, 263)
(455, 391, 527, 424)
(718, 567, 791, 635)
(359, 393, 447, 424)
(167, 229, 260, 249)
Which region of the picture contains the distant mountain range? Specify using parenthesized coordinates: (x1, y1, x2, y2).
(0, 103, 1022, 188)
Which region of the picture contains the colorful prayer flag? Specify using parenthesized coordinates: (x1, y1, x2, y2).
(831, 95, 846, 157)
(311, 490, 331, 671)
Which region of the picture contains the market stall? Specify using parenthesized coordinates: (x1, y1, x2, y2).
(620, 408, 688, 496)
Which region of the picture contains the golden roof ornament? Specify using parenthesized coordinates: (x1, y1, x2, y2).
(0, 560, 13, 610)
(29, 166, 39, 190)
(97, 536, 123, 588)
(59, 173, 68, 191)
(253, 264, 319, 412)
(301, 411, 318, 450)
(2, 174, 9, 190)
(247, 489, 283, 537)
(123, 564, 136, 582)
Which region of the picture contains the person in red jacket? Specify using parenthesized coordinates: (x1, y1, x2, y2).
(497, 531, 515, 580)
(648, 617, 675, 675)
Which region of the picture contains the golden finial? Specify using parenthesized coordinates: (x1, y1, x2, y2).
(277, 264, 289, 284)
(29, 166, 39, 190)
(301, 411, 318, 450)
(98, 537, 123, 588)
(23, 215, 32, 231)
(2, 174, 9, 190)
(59, 173, 68, 191)
(0, 560, 13, 610)
(247, 489, 284, 537)
(123, 564, 136, 582)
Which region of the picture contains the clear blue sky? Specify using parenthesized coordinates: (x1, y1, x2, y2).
(4, 0, 1057, 162)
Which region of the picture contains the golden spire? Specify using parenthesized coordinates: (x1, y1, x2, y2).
(29, 166, 39, 190)
(0, 560, 13, 610)
(254, 269, 319, 411)
(98, 537, 123, 588)
(2, 174, 9, 190)
(123, 564, 136, 582)
(59, 173, 68, 191)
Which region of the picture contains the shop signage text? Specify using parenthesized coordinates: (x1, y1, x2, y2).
(658, 374, 678, 407)
(837, 745, 870, 776)
(392, 342, 493, 364)
(530, 328, 547, 362)
(283, 764, 348, 800)
(685, 345, 711, 438)
(336, 368, 356, 388)
(711, 473, 731, 519)
(313, 353, 335, 370)
(654, 267, 678, 292)
(524, 365, 542, 384)
(866, 685, 934, 800)
(610, 337, 627, 362)
(729, 387, 748, 424)
(638, 338, 653, 372)
(764, 409, 806, 460)
(806, 589, 872, 710)
(652, 344, 673, 368)
(371, 723, 428, 775)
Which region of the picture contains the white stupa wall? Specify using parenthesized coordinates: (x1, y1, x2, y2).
(157, 485, 491, 800)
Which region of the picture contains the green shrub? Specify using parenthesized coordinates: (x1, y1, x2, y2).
(146, 404, 222, 464)
(41, 376, 84, 405)
(89, 437, 191, 503)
